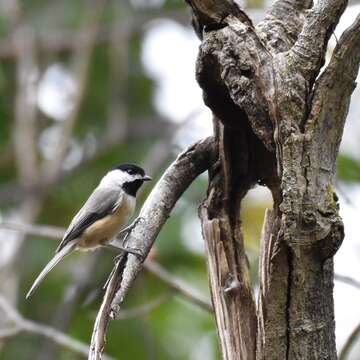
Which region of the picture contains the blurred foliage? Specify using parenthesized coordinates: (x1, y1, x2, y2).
(337, 154, 360, 182)
(0, 1, 224, 359)
(5, 0, 359, 359)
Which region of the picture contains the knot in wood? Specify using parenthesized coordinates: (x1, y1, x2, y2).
(224, 273, 241, 294)
(302, 210, 317, 227)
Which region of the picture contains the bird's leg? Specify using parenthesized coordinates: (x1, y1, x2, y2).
(103, 243, 145, 261)
(117, 216, 145, 239)
(102, 244, 146, 290)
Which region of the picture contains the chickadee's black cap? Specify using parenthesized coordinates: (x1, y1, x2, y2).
(115, 163, 146, 177)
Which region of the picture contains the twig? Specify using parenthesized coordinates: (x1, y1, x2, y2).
(339, 321, 360, 360)
(0, 221, 212, 310)
(0, 115, 174, 205)
(89, 253, 129, 360)
(0, 294, 114, 360)
(37, 252, 101, 360)
(115, 292, 172, 320)
(0, 9, 191, 59)
(144, 260, 212, 312)
(42, 0, 108, 183)
(5, 219, 360, 304)
(0, 0, 45, 344)
(0, 221, 64, 239)
(335, 274, 360, 291)
(0, 326, 21, 339)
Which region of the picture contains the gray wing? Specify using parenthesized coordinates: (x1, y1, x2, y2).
(56, 187, 122, 252)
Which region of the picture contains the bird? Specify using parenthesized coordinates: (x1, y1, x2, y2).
(26, 163, 151, 299)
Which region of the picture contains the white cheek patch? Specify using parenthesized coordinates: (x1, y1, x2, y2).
(99, 170, 145, 188)
(99, 170, 130, 187)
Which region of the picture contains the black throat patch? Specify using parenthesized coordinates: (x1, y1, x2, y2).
(123, 179, 144, 197)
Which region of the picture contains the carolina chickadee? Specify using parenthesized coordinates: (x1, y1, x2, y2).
(26, 164, 151, 299)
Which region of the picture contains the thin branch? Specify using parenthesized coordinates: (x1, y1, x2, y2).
(89, 136, 217, 359)
(89, 253, 129, 360)
(0, 221, 65, 239)
(0, 294, 114, 360)
(144, 260, 212, 312)
(0, 1, 47, 343)
(0, 9, 191, 59)
(291, 0, 348, 81)
(0, 326, 21, 339)
(116, 292, 173, 320)
(335, 274, 360, 291)
(12, 26, 39, 187)
(37, 253, 101, 360)
(339, 321, 360, 360)
(0, 221, 212, 311)
(0, 115, 174, 206)
(42, 0, 108, 183)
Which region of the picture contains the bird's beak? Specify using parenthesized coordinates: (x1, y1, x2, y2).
(142, 175, 152, 181)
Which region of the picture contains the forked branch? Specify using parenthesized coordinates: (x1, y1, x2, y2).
(291, 0, 348, 81)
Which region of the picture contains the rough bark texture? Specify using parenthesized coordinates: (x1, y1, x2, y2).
(186, 1, 360, 359)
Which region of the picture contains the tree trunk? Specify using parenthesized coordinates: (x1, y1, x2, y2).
(187, 0, 360, 358)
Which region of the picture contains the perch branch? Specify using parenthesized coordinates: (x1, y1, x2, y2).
(89, 136, 217, 359)
(89, 253, 129, 360)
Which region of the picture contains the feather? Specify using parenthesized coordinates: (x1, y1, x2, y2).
(56, 187, 121, 252)
(26, 240, 78, 299)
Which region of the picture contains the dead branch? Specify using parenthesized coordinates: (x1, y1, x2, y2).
(89, 253, 129, 360)
(0, 220, 212, 311)
(42, 0, 108, 183)
(88, 136, 217, 359)
(0, 294, 114, 360)
(291, 0, 348, 81)
(339, 321, 360, 360)
(334, 274, 360, 291)
(37, 253, 101, 360)
(115, 292, 173, 320)
(144, 260, 212, 312)
(0, 1, 45, 348)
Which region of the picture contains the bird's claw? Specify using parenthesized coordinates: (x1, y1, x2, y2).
(114, 246, 145, 263)
(117, 217, 145, 240)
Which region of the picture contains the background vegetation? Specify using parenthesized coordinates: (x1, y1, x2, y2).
(0, 0, 359, 359)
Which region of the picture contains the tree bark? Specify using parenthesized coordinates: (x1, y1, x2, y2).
(187, 0, 360, 359)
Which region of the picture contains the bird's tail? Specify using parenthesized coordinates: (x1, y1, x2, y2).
(26, 240, 77, 299)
